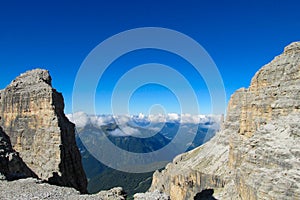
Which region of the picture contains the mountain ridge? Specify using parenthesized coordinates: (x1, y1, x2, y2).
(71, 113, 221, 196)
(146, 41, 300, 199)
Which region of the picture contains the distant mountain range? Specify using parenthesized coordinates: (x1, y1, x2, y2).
(67, 112, 221, 197)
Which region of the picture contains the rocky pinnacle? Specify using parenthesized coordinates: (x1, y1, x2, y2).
(0, 69, 87, 193)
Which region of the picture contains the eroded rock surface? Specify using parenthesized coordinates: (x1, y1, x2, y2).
(149, 42, 300, 199)
(0, 126, 36, 180)
(134, 190, 170, 200)
(0, 178, 126, 200)
(0, 69, 87, 193)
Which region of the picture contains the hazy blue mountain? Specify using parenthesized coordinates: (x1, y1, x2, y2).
(68, 113, 221, 197)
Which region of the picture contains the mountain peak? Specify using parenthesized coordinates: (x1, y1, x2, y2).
(283, 41, 300, 54)
(7, 68, 52, 89)
(0, 68, 87, 193)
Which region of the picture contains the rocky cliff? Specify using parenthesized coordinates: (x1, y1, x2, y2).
(0, 126, 37, 180)
(149, 42, 300, 199)
(0, 69, 87, 193)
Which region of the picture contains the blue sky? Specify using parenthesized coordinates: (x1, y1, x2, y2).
(0, 0, 300, 114)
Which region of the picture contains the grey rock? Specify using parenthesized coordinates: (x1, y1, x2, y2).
(95, 187, 126, 200)
(134, 190, 170, 200)
(0, 69, 87, 193)
(0, 126, 36, 180)
(0, 178, 126, 200)
(148, 42, 300, 199)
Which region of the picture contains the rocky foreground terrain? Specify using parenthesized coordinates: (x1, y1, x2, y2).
(0, 178, 126, 200)
(146, 42, 300, 199)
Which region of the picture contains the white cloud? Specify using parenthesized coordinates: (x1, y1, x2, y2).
(138, 113, 145, 119)
(66, 112, 90, 128)
(148, 114, 166, 123)
(109, 129, 129, 137)
(90, 115, 114, 126)
(167, 113, 179, 121)
(120, 126, 140, 136)
(67, 112, 222, 129)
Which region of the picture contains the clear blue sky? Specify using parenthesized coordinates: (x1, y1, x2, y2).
(1, 0, 300, 114)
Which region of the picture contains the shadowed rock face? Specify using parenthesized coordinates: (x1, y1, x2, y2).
(149, 42, 300, 199)
(0, 69, 87, 193)
(0, 126, 37, 180)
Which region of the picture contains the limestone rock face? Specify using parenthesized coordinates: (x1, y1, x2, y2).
(0, 69, 87, 193)
(0, 126, 36, 180)
(149, 42, 300, 199)
(134, 190, 170, 200)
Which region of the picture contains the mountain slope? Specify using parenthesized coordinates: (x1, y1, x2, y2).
(69, 114, 220, 197)
(149, 42, 300, 199)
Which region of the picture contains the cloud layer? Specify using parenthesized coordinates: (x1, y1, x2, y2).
(67, 112, 221, 129)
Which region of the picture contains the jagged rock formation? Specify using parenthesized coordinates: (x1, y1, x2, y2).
(0, 126, 37, 180)
(0, 178, 126, 200)
(149, 42, 300, 199)
(0, 69, 87, 193)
